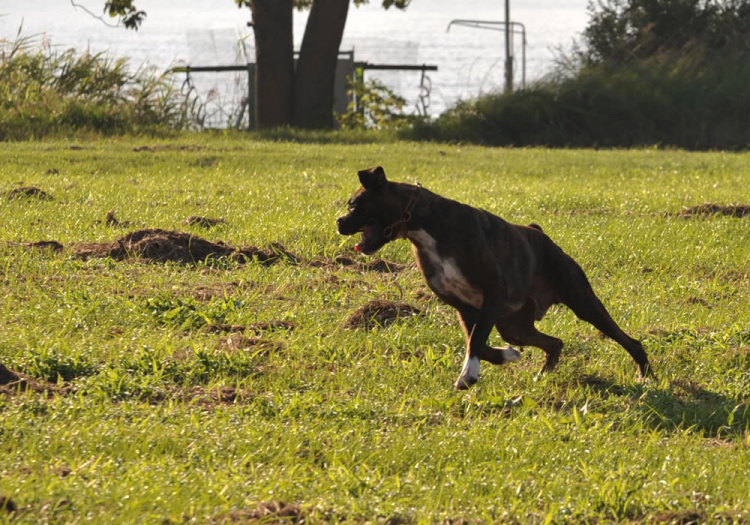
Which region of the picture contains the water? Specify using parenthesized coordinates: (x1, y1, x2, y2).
(1, 0, 589, 119)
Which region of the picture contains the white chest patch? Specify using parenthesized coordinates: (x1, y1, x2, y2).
(408, 229, 484, 309)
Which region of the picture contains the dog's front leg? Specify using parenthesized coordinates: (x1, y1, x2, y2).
(454, 300, 519, 390)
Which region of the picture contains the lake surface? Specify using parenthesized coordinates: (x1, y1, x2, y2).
(1, 0, 589, 118)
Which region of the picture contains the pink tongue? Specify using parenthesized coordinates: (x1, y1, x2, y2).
(354, 243, 362, 252)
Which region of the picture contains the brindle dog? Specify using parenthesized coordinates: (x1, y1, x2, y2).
(336, 166, 653, 389)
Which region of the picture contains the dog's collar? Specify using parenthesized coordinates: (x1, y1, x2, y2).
(383, 183, 422, 240)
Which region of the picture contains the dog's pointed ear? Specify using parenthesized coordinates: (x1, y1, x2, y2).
(358, 166, 387, 190)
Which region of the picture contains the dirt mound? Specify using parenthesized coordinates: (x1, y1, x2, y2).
(182, 216, 226, 228)
(0, 363, 64, 397)
(219, 335, 284, 356)
(205, 321, 296, 335)
(145, 385, 246, 406)
(71, 229, 299, 266)
(0, 496, 17, 514)
(214, 501, 304, 524)
(312, 255, 407, 273)
(102, 210, 132, 228)
(343, 299, 420, 329)
(6, 186, 53, 201)
(193, 282, 249, 301)
(132, 144, 203, 152)
(678, 203, 750, 218)
(0, 363, 21, 386)
(5, 240, 64, 252)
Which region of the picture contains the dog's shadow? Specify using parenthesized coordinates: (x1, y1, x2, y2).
(577, 374, 749, 437)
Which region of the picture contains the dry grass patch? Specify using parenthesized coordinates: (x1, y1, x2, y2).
(6, 186, 53, 201)
(343, 299, 421, 329)
(677, 203, 750, 218)
(214, 501, 305, 524)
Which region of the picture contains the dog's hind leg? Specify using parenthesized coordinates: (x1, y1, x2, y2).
(557, 266, 653, 380)
(495, 301, 564, 373)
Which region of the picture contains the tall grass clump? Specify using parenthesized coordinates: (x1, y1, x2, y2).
(409, 0, 750, 150)
(0, 29, 192, 139)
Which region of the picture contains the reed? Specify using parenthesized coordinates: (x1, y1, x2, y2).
(0, 28, 191, 140)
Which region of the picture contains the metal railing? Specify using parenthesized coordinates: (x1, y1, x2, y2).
(446, 19, 527, 90)
(169, 53, 437, 128)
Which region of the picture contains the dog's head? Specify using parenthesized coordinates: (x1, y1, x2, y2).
(336, 166, 407, 255)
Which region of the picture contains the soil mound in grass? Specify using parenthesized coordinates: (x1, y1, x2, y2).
(214, 501, 304, 523)
(115, 229, 234, 262)
(0, 363, 21, 386)
(678, 203, 750, 218)
(5, 240, 64, 252)
(204, 321, 296, 335)
(133, 144, 203, 152)
(219, 334, 284, 355)
(105, 210, 132, 228)
(0, 496, 17, 514)
(182, 216, 226, 228)
(6, 186, 52, 201)
(0, 363, 64, 397)
(71, 229, 299, 265)
(312, 255, 407, 273)
(343, 299, 420, 329)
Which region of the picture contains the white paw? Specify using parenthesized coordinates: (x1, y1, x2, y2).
(500, 346, 521, 363)
(454, 355, 480, 390)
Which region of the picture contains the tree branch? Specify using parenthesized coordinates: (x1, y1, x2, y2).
(70, 0, 121, 28)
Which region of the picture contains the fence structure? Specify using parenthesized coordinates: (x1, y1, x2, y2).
(169, 51, 437, 129)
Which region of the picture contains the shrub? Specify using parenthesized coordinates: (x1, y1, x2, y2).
(0, 28, 192, 139)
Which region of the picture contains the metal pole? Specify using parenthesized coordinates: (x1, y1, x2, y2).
(504, 0, 513, 93)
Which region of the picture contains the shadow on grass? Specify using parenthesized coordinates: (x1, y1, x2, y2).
(579, 375, 750, 438)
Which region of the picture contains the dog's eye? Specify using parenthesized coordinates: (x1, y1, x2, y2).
(348, 202, 357, 213)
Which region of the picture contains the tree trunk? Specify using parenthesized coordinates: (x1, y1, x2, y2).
(251, 0, 294, 128)
(294, 0, 351, 129)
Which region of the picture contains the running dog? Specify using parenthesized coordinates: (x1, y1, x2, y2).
(336, 166, 653, 389)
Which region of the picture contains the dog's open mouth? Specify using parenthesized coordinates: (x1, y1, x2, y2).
(354, 225, 373, 253)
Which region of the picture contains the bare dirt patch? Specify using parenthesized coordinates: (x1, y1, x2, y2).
(205, 321, 296, 335)
(105, 210, 131, 228)
(182, 215, 226, 228)
(311, 255, 407, 273)
(5, 240, 64, 252)
(0, 496, 17, 514)
(142, 385, 248, 406)
(0, 363, 65, 397)
(214, 501, 305, 524)
(677, 203, 750, 218)
(132, 144, 203, 152)
(69, 229, 300, 266)
(218, 334, 284, 356)
(651, 510, 704, 524)
(6, 186, 53, 201)
(343, 299, 421, 329)
(680, 296, 711, 307)
(192, 282, 250, 301)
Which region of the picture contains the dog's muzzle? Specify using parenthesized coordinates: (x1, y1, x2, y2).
(336, 216, 358, 236)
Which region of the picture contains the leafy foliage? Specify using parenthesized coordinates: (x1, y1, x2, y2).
(103, 0, 147, 30)
(339, 77, 417, 130)
(410, 0, 750, 149)
(581, 0, 750, 64)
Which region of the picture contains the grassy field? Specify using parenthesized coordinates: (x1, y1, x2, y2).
(1, 135, 749, 524)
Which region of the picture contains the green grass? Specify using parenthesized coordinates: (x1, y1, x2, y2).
(1, 135, 749, 523)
